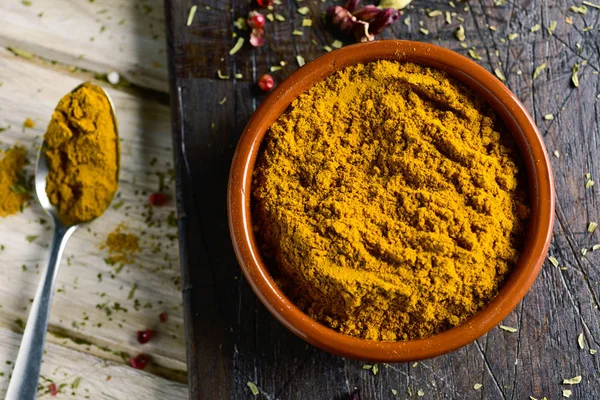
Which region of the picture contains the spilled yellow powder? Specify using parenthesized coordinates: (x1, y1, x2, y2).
(0, 146, 31, 217)
(101, 223, 140, 265)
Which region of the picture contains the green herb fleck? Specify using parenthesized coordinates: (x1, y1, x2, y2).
(127, 283, 137, 300)
(247, 381, 259, 396)
(494, 68, 506, 81)
(562, 375, 582, 385)
(533, 63, 546, 80)
(186, 5, 197, 26)
(578, 332, 585, 349)
(25, 235, 38, 243)
(468, 48, 482, 60)
(455, 25, 465, 41)
(569, 5, 588, 14)
(571, 64, 580, 87)
(548, 20, 557, 35)
(71, 377, 81, 389)
(499, 324, 517, 333)
(229, 38, 244, 56)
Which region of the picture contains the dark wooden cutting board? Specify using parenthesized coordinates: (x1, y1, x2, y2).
(164, 0, 600, 398)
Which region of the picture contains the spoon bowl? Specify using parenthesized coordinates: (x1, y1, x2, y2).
(6, 82, 119, 400)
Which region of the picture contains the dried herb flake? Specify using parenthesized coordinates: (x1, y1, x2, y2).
(571, 64, 580, 87)
(533, 63, 547, 80)
(569, 5, 588, 14)
(186, 5, 197, 26)
(247, 381, 259, 396)
(494, 68, 506, 81)
(455, 25, 465, 41)
(499, 325, 517, 332)
(468, 49, 482, 60)
(25, 235, 38, 243)
(229, 38, 244, 56)
(548, 20, 557, 35)
(578, 332, 585, 349)
(562, 375, 582, 385)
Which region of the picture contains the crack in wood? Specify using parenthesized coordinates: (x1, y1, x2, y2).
(473, 339, 507, 400)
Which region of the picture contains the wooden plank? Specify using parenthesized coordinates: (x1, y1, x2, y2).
(0, 48, 187, 382)
(167, 0, 600, 397)
(0, 328, 187, 399)
(0, 0, 168, 92)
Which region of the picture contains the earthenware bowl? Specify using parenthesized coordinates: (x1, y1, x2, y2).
(227, 40, 555, 362)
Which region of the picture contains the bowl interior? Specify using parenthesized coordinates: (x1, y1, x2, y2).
(228, 40, 555, 362)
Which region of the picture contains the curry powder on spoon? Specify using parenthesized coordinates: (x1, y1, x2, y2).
(44, 83, 118, 225)
(253, 61, 530, 341)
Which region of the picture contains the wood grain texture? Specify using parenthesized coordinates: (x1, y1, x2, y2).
(167, 0, 600, 398)
(0, 329, 187, 399)
(0, 46, 186, 398)
(0, 0, 168, 92)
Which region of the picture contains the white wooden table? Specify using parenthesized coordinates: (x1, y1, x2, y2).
(0, 0, 188, 398)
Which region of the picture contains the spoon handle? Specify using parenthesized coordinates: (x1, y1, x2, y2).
(5, 223, 77, 400)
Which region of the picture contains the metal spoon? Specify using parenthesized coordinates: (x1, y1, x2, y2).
(5, 83, 119, 400)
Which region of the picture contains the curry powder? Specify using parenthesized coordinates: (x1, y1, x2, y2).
(101, 223, 140, 265)
(0, 146, 30, 217)
(44, 83, 118, 224)
(253, 61, 530, 341)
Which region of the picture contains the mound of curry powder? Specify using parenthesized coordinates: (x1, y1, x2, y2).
(44, 83, 118, 225)
(252, 61, 530, 341)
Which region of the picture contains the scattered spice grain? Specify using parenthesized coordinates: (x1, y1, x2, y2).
(0, 146, 30, 217)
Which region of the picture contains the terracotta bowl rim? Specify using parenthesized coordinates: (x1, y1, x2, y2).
(227, 40, 555, 362)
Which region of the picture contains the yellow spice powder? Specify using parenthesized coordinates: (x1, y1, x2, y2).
(253, 61, 530, 341)
(44, 83, 118, 225)
(0, 146, 30, 217)
(101, 223, 140, 265)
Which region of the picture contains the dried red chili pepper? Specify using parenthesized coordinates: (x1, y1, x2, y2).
(159, 311, 169, 323)
(258, 74, 275, 92)
(256, 0, 274, 7)
(247, 11, 266, 29)
(250, 28, 265, 47)
(129, 354, 151, 370)
(48, 383, 58, 396)
(149, 192, 168, 206)
(137, 329, 153, 344)
(327, 0, 400, 42)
